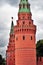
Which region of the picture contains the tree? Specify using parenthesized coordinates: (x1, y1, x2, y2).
(0, 55, 2, 65)
(36, 40, 43, 57)
(0, 54, 6, 65)
(2, 58, 6, 65)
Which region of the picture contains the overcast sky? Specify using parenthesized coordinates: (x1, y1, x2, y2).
(0, 0, 43, 58)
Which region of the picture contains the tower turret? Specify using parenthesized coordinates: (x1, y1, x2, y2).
(6, 17, 15, 65)
(6, 0, 36, 65)
(15, 0, 36, 65)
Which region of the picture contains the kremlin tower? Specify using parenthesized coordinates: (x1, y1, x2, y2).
(6, 0, 36, 65)
(6, 17, 15, 65)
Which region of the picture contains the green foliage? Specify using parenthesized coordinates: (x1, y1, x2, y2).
(0, 55, 2, 65)
(36, 40, 43, 57)
(0, 55, 6, 65)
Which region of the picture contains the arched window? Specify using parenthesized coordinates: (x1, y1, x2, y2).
(25, 29, 26, 31)
(13, 40, 14, 42)
(27, 29, 28, 31)
(23, 21, 25, 24)
(29, 22, 31, 25)
(31, 36, 32, 40)
(23, 36, 25, 40)
(20, 29, 21, 31)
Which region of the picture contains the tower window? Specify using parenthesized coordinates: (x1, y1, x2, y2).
(31, 36, 32, 40)
(20, 29, 21, 31)
(25, 29, 26, 31)
(23, 21, 25, 24)
(29, 22, 31, 25)
(13, 40, 14, 42)
(23, 36, 25, 40)
(18, 29, 19, 31)
(14, 59, 15, 60)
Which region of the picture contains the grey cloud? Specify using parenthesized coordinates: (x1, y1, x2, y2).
(6, 0, 19, 6)
(0, 29, 9, 47)
(0, 0, 6, 6)
(0, 21, 10, 47)
(0, 20, 10, 47)
(0, 33, 9, 47)
(0, 37, 6, 47)
(0, 47, 6, 58)
(0, 0, 43, 9)
(0, 0, 19, 6)
(36, 32, 43, 41)
(29, 0, 43, 11)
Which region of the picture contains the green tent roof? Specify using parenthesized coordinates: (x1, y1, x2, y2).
(20, 0, 28, 4)
(10, 21, 14, 34)
(19, 8, 30, 12)
(19, 0, 31, 13)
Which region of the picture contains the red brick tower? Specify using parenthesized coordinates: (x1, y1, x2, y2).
(6, 17, 15, 65)
(15, 0, 36, 65)
(6, 0, 36, 65)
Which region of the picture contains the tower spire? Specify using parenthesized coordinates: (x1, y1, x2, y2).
(19, 0, 30, 13)
(10, 17, 14, 34)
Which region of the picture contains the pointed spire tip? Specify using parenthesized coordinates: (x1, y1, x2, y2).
(11, 17, 13, 20)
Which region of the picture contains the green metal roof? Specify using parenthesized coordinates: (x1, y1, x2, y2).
(19, 8, 30, 12)
(19, 0, 30, 13)
(20, 0, 28, 4)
